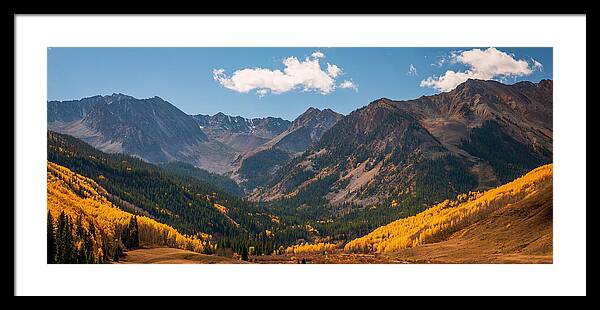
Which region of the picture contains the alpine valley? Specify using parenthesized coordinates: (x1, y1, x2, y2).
(47, 79, 553, 264)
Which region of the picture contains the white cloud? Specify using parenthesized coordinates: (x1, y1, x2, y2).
(430, 50, 461, 67)
(213, 68, 225, 76)
(448, 50, 462, 63)
(407, 64, 418, 76)
(256, 89, 269, 97)
(327, 63, 342, 77)
(421, 70, 482, 92)
(431, 57, 445, 67)
(420, 47, 534, 92)
(213, 51, 354, 96)
(532, 58, 544, 72)
(339, 79, 359, 92)
(311, 51, 325, 59)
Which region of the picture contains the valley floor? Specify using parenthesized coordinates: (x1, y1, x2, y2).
(250, 253, 405, 264)
(115, 250, 550, 264)
(116, 247, 247, 264)
(115, 247, 405, 264)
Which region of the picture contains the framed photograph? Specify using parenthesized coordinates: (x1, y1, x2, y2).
(14, 14, 586, 296)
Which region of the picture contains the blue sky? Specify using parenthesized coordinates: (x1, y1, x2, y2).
(48, 47, 552, 121)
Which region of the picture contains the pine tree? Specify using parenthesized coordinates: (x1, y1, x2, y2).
(118, 224, 128, 249)
(130, 216, 139, 249)
(76, 214, 84, 239)
(47, 211, 57, 264)
(101, 237, 109, 263)
(241, 247, 249, 261)
(64, 215, 77, 263)
(83, 230, 95, 264)
(89, 221, 95, 238)
(78, 246, 86, 264)
(56, 211, 66, 263)
(113, 244, 122, 262)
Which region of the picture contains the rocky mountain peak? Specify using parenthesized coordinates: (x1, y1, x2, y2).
(291, 107, 342, 129)
(105, 93, 135, 102)
(252, 79, 553, 207)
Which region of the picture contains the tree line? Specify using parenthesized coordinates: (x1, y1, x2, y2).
(47, 210, 143, 264)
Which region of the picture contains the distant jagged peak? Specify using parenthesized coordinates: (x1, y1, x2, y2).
(360, 97, 398, 113)
(103, 93, 136, 101)
(191, 111, 292, 139)
(80, 94, 105, 101)
(97, 93, 175, 105)
(372, 97, 394, 104)
(257, 115, 292, 122)
(292, 106, 342, 128)
(49, 93, 151, 105)
(464, 78, 488, 84)
(453, 78, 497, 92)
(192, 111, 291, 124)
(144, 95, 168, 103)
(48, 94, 104, 104)
(362, 98, 399, 112)
(300, 106, 321, 116)
(299, 106, 342, 117)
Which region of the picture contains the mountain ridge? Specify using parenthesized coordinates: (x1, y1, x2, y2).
(47, 79, 552, 206)
(250, 79, 552, 208)
(191, 112, 291, 153)
(233, 107, 343, 189)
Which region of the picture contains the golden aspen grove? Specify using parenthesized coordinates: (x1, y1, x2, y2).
(344, 164, 553, 254)
(285, 242, 338, 254)
(47, 161, 213, 262)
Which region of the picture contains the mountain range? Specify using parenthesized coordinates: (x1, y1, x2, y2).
(250, 79, 552, 208)
(48, 94, 343, 190)
(233, 107, 343, 188)
(48, 79, 552, 208)
(46, 78, 554, 264)
(191, 112, 291, 152)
